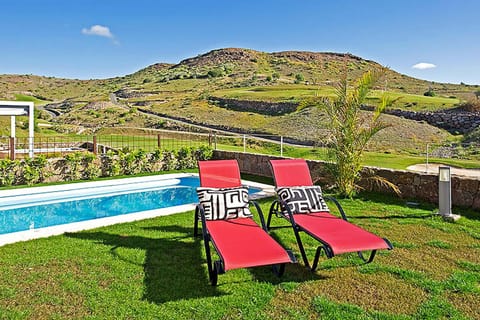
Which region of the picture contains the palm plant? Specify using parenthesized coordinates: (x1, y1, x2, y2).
(309, 67, 393, 197)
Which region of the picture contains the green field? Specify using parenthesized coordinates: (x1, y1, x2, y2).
(214, 85, 460, 111)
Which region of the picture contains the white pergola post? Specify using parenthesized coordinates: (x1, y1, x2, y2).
(0, 101, 35, 158)
(28, 102, 34, 158)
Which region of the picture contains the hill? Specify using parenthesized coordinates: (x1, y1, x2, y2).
(1, 48, 478, 151)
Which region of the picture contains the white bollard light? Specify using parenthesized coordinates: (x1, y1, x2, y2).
(438, 166, 460, 222)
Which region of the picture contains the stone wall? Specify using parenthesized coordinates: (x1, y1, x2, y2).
(209, 97, 297, 115)
(362, 106, 480, 134)
(214, 150, 480, 210)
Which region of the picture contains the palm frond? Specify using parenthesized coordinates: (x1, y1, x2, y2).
(360, 174, 402, 197)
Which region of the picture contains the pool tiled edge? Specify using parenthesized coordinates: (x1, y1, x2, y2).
(0, 204, 196, 247)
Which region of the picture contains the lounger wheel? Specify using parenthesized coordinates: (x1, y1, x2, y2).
(272, 263, 285, 277)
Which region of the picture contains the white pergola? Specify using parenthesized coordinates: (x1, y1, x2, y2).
(0, 100, 34, 158)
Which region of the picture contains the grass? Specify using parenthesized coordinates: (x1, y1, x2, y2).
(213, 86, 460, 111)
(216, 142, 480, 170)
(0, 193, 479, 319)
(14, 94, 49, 106)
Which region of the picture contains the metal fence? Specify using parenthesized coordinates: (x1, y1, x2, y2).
(1, 130, 480, 170)
(0, 130, 211, 159)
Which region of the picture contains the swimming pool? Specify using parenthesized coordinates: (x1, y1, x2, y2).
(0, 173, 274, 246)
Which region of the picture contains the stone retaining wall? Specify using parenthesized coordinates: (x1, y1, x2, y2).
(361, 106, 480, 134)
(209, 97, 297, 115)
(214, 150, 480, 210)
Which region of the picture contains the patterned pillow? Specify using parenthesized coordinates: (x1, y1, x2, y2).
(196, 187, 252, 220)
(276, 186, 329, 214)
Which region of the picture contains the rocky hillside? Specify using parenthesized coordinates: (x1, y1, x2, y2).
(1, 48, 478, 149)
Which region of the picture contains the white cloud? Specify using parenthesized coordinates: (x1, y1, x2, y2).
(82, 25, 114, 38)
(412, 62, 436, 70)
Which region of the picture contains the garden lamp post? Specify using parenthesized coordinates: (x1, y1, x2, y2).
(438, 166, 460, 221)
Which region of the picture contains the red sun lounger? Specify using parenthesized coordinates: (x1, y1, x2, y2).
(194, 159, 295, 285)
(268, 159, 393, 271)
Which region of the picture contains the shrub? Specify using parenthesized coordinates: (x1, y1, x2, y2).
(101, 150, 121, 177)
(133, 149, 148, 173)
(64, 152, 83, 181)
(21, 155, 47, 186)
(147, 149, 163, 172)
(161, 150, 177, 171)
(0, 159, 19, 186)
(119, 149, 137, 175)
(82, 153, 100, 180)
(294, 73, 305, 84)
(194, 145, 213, 161)
(207, 68, 225, 78)
(223, 63, 234, 74)
(176, 147, 196, 170)
(424, 89, 435, 97)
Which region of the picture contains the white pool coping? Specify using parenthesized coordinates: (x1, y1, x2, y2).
(0, 173, 275, 247)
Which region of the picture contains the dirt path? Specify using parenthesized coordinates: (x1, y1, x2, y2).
(407, 163, 480, 178)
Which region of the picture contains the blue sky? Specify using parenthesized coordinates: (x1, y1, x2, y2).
(1, 0, 479, 84)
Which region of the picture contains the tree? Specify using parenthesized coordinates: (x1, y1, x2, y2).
(423, 88, 435, 97)
(207, 67, 224, 78)
(305, 67, 394, 197)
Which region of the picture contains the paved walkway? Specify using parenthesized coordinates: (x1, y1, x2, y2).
(407, 163, 480, 178)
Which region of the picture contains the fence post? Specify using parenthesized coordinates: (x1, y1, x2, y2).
(157, 134, 161, 149)
(280, 136, 283, 157)
(93, 136, 98, 155)
(243, 135, 246, 153)
(214, 132, 217, 150)
(9, 137, 15, 160)
(208, 132, 212, 147)
(426, 143, 429, 173)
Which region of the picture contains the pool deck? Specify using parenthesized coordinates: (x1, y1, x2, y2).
(0, 173, 275, 247)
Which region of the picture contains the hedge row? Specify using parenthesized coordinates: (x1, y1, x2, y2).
(0, 146, 213, 187)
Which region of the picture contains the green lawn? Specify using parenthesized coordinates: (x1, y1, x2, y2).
(0, 194, 479, 319)
(215, 142, 480, 170)
(214, 85, 460, 111)
(14, 94, 50, 106)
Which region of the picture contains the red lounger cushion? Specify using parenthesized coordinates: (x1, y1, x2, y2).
(198, 160, 242, 188)
(293, 212, 391, 255)
(206, 218, 292, 271)
(270, 159, 313, 187)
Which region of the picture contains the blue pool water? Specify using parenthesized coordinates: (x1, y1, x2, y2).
(0, 177, 197, 235)
(0, 176, 259, 235)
